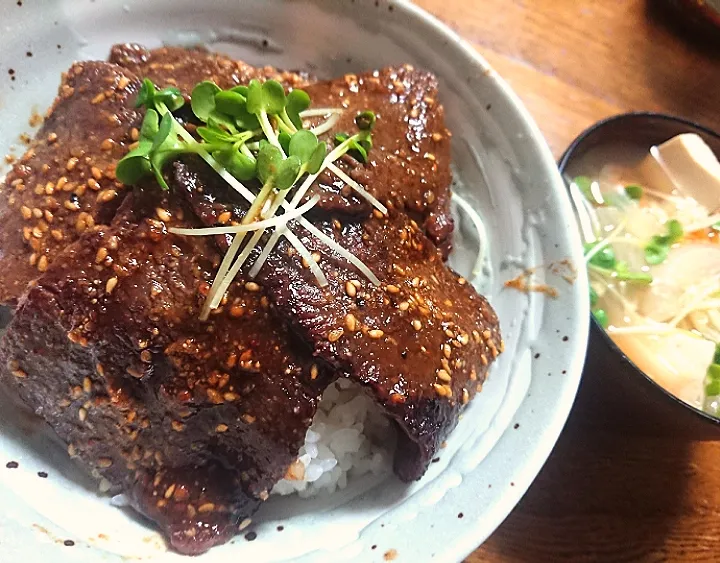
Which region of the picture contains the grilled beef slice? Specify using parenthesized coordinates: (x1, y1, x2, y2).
(109, 43, 311, 97)
(0, 190, 326, 554)
(302, 65, 455, 252)
(258, 213, 502, 480)
(0, 61, 142, 304)
(173, 158, 503, 481)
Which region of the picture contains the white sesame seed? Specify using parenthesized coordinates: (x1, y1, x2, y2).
(106, 276, 118, 294)
(437, 369, 451, 382)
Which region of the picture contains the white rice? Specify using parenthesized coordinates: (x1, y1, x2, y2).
(110, 380, 394, 508)
(272, 378, 394, 498)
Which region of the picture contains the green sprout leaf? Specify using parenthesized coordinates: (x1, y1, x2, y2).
(247, 79, 287, 116)
(307, 142, 327, 174)
(335, 133, 369, 163)
(278, 131, 292, 155)
(150, 154, 172, 190)
(706, 360, 720, 397)
(289, 129, 319, 163)
(136, 79, 184, 112)
(212, 148, 257, 181)
(286, 89, 311, 129)
(234, 106, 260, 131)
(207, 111, 239, 134)
(196, 126, 235, 145)
(245, 80, 263, 114)
(152, 111, 175, 152)
(155, 86, 184, 112)
(220, 85, 260, 130)
(359, 135, 373, 153)
(136, 79, 157, 109)
(214, 90, 248, 117)
(257, 141, 283, 185)
(262, 80, 287, 115)
(115, 140, 153, 185)
(140, 109, 160, 141)
(355, 110, 376, 131)
(275, 156, 302, 190)
(191, 81, 222, 121)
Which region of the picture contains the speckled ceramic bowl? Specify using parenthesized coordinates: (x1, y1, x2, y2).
(0, 1, 589, 561)
(559, 112, 720, 439)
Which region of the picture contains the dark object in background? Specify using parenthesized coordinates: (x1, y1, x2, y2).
(650, 0, 720, 47)
(559, 112, 720, 440)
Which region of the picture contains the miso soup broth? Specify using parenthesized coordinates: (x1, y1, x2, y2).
(572, 133, 720, 416)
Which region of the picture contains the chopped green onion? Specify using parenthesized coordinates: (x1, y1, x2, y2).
(666, 219, 684, 243)
(584, 242, 616, 269)
(644, 241, 669, 265)
(589, 286, 598, 307)
(706, 377, 720, 397)
(644, 219, 684, 265)
(592, 309, 609, 329)
(708, 363, 720, 381)
(624, 185, 643, 200)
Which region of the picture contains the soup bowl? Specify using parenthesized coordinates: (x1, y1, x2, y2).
(559, 112, 720, 439)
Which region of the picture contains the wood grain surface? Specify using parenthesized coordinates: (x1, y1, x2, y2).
(410, 0, 720, 561)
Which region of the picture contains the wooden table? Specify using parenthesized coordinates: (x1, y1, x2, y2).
(411, 1, 720, 561)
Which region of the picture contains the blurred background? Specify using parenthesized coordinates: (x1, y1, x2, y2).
(408, 1, 720, 561)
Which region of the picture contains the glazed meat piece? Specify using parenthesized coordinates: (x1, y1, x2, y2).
(303, 65, 455, 251)
(172, 161, 502, 481)
(258, 213, 501, 480)
(109, 43, 310, 96)
(0, 61, 142, 304)
(0, 190, 326, 554)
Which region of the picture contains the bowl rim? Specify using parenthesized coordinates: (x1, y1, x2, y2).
(558, 110, 720, 428)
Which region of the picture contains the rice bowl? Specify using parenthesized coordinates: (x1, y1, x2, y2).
(0, 1, 589, 561)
